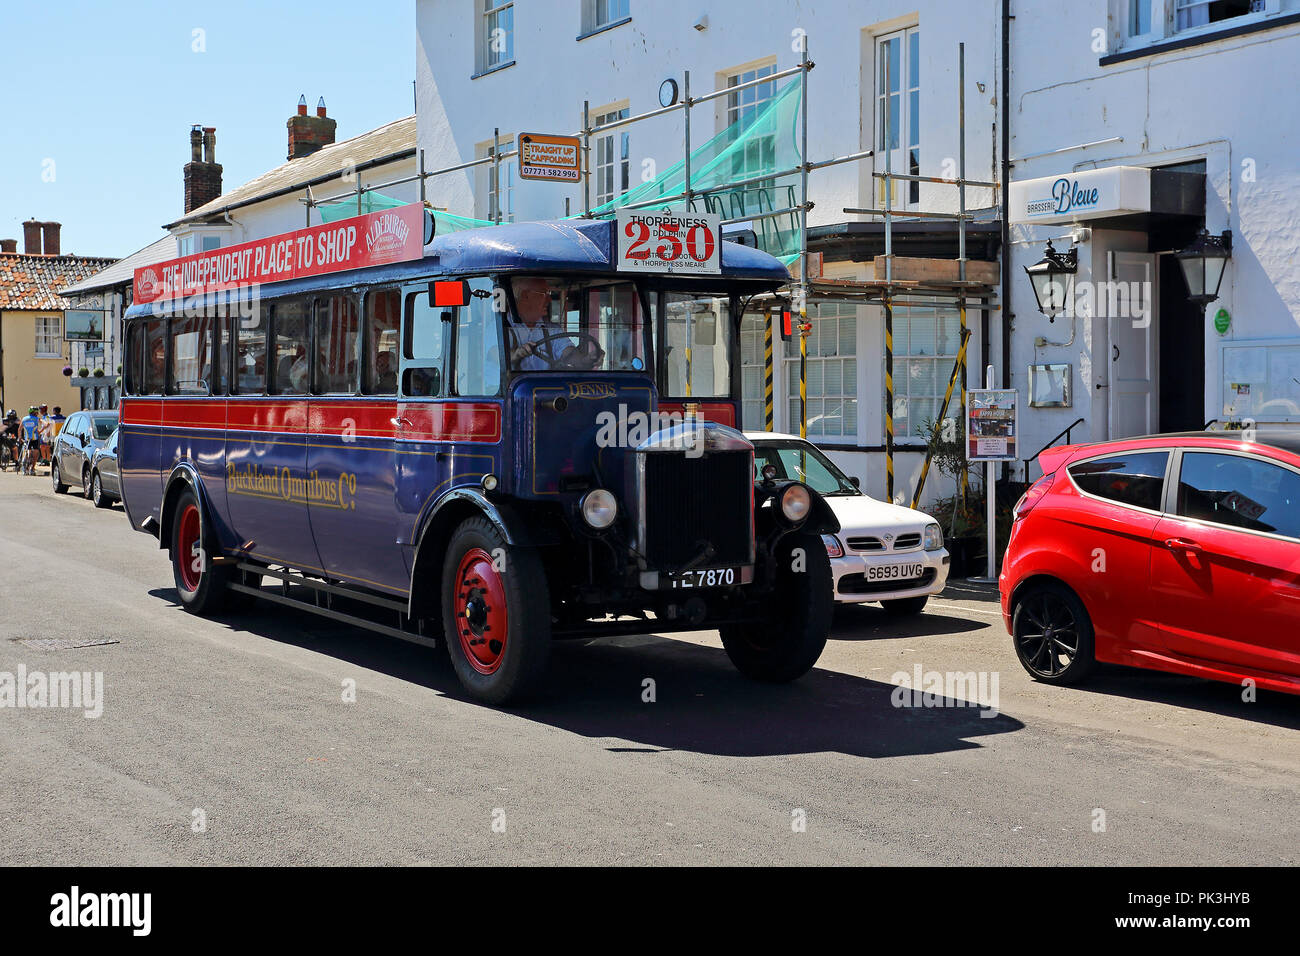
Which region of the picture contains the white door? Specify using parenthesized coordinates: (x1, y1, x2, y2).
(1106, 251, 1159, 439)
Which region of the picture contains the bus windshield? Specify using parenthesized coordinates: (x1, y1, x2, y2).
(505, 277, 648, 373)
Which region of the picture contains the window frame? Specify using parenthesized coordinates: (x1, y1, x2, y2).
(593, 103, 630, 207)
(784, 301, 859, 443)
(35, 315, 62, 358)
(1065, 447, 1177, 516)
(1171, 446, 1300, 543)
(580, 0, 631, 38)
(875, 25, 921, 208)
(478, 0, 516, 74)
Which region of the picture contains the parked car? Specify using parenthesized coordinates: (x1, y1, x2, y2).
(747, 432, 950, 613)
(89, 426, 121, 508)
(51, 410, 118, 498)
(1000, 429, 1300, 696)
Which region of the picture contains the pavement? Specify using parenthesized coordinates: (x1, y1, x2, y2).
(0, 465, 1296, 865)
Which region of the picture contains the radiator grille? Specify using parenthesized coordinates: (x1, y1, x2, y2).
(641, 451, 752, 569)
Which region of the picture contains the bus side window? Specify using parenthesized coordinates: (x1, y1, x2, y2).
(401, 289, 446, 398)
(364, 289, 401, 395)
(314, 293, 361, 395)
(217, 317, 231, 395)
(454, 277, 502, 397)
(169, 315, 214, 396)
(234, 305, 267, 394)
(123, 322, 145, 395)
(144, 319, 167, 395)
(271, 298, 312, 396)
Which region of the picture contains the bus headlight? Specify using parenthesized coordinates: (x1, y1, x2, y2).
(580, 489, 618, 530)
(779, 484, 811, 524)
(923, 523, 944, 550)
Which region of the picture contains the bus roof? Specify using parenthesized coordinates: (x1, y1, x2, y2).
(124, 218, 790, 320)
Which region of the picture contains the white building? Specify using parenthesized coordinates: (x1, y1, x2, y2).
(415, 0, 1005, 503)
(1006, 1, 1300, 478)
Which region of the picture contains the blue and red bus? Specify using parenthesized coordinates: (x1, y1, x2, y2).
(118, 213, 838, 703)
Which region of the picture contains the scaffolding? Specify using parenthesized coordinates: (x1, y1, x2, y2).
(296, 39, 999, 508)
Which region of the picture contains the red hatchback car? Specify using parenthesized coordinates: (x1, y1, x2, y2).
(1000, 430, 1300, 696)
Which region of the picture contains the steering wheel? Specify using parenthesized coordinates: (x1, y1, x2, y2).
(524, 329, 606, 369)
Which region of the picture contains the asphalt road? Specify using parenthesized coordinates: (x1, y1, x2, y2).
(1, 467, 1296, 865)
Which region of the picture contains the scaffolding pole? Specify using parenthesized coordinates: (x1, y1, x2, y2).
(882, 38, 896, 503)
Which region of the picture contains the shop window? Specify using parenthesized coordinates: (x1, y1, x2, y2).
(891, 301, 961, 445)
(785, 302, 858, 441)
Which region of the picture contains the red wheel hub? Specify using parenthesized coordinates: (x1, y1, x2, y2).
(176, 504, 202, 592)
(454, 548, 508, 674)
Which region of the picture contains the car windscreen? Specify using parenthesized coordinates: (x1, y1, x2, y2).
(91, 416, 117, 440)
(505, 277, 648, 373)
(754, 441, 860, 496)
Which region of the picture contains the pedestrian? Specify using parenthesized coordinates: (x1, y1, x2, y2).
(48, 405, 66, 442)
(36, 404, 53, 467)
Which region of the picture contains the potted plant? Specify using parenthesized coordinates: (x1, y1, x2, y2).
(92, 368, 104, 378)
(62, 365, 73, 377)
(78, 366, 90, 378)
(917, 415, 984, 576)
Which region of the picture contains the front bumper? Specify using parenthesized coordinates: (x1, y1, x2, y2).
(830, 548, 950, 604)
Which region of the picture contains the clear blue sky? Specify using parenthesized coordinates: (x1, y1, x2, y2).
(0, 0, 414, 258)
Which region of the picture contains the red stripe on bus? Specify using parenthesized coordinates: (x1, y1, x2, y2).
(398, 401, 501, 442)
(118, 397, 501, 442)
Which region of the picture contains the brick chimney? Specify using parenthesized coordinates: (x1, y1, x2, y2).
(1, 239, 16, 254)
(41, 222, 61, 256)
(183, 124, 224, 213)
(22, 219, 42, 255)
(287, 95, 336, 160)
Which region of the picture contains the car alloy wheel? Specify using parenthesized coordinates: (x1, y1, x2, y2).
(1015, 591, 1079, 678)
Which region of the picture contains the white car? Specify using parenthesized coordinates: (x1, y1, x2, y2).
(747, 432, 950, 614)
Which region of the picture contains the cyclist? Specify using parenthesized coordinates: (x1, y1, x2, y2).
(0, 410, 19, 471)
(19, 406, 40, 475)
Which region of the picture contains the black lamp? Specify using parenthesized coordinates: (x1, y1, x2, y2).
(1024, 239, 1078, 322)
(1176, 228, 1232, 307)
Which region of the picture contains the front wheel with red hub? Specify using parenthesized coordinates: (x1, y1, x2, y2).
(441, 517, 551, 705)
(170, 487, 232, 615)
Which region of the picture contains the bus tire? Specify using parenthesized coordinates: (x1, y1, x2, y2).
(441, 516, 551, 705)
(170, 488, 231, 615)
(720, 530, 833, 683)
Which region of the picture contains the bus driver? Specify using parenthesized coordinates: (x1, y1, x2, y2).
(507, 278, 603, 371)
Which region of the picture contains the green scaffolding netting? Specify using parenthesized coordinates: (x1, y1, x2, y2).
(319, 76, 804, 264)
(318, 193, 496, 233)
(587, 76, 804, 265)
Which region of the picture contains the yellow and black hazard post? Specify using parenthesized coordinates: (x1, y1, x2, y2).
(958, 295, 969, 502)
(764, 311, 774, 431)
(884, 297, 896, 502)
(798, 307, 811, 439)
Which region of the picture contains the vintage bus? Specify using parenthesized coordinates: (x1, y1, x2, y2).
(118, 212, 838, 703)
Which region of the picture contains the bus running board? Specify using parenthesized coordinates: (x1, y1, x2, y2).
(230, 561, 438, 650)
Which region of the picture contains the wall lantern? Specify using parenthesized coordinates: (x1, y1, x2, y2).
(1023, 239, 1078, 322)
(1176, 228, 1232, 307)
